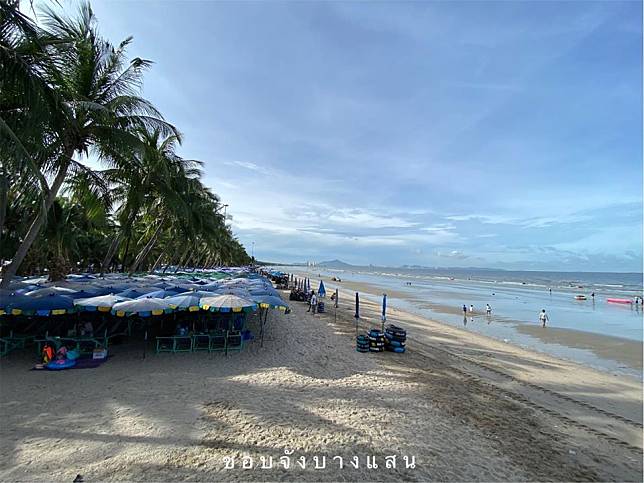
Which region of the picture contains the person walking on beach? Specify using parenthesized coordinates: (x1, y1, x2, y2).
(486, 304, 492, 315)
(310, 292, 318, 314)
(462, 304, 467, 316)
(469, 304, 474, 313)
(539, 309, 549, 327)
(307, 290, 314, 312)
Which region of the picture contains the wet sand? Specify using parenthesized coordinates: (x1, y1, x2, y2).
(517, 324, 643, 370)
(295, 269, 644, 374)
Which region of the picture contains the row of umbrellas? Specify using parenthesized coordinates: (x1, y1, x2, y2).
(0, 270, 288, 317)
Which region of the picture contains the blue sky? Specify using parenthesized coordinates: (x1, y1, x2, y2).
(30, 1, 643, 271)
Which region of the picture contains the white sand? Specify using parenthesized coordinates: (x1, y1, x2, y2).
(0, 287, 642, 481)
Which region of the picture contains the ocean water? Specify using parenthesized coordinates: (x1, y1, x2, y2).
(279, 265, 643, 376)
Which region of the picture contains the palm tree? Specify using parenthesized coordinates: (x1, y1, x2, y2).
(0, 2, 177, 287)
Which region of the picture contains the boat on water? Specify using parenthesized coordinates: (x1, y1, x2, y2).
(606, 298, 632, 304)
(574, 295, 587, 300)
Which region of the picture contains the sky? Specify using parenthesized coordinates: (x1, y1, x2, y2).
(28, 1, 643, 272)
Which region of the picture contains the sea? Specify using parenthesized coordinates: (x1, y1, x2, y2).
(277, 265, 643, 377)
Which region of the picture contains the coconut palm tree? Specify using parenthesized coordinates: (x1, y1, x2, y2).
(0, 2, 177, 287)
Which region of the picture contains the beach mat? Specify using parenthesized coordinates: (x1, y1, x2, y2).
(31, 356, 110, 371)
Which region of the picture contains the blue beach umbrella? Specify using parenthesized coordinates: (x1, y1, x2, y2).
(0, 294, 32, 315)
(355, 292, 360, 319)
(381, 293, 387, 331)
(250, 294, 289, 311)
(5, 293, 75, 316)
(117, 288, 158, 298)
(136, 288, 184, 299)
(382, 293, 387, 321)
(25, 286, 78, 297)
(318, 281, 326, 298)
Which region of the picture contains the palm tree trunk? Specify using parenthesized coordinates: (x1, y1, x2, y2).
(129, 222, 163, 275)
(149, 245, 168, 274)
(0, 158, 70, 288)
(100, 234, 121, 276)
(0, 167, 8, 252)
(173, 245, 192, 273)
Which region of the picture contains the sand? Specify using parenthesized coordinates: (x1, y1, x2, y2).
(0, 284, 642, 481)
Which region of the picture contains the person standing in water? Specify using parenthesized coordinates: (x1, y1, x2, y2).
(462, 304, 467, 315)
(469, 304, 474, 313)
(486, 304, 492, 315)
(539, 309, 549, 327)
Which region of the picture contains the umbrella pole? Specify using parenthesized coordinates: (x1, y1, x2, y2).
(260, 308, 265, 348)
(142, 319, 147, 360)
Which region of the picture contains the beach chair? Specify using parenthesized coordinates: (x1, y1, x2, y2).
(174, 335, 193, 352)
(208, 329, 227, 353)
(226, 330, 243, 354)
(155, 336, 175, 353)
(192, 334, 210, 352)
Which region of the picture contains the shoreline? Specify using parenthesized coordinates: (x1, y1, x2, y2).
(289, 268, 643, 377)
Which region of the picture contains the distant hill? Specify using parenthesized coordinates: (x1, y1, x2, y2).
(317, 259, 354, 268)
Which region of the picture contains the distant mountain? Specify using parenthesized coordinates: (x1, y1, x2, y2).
(317, 259, 354, 268)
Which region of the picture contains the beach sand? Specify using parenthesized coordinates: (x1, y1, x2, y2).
(0, 284, 642, 481)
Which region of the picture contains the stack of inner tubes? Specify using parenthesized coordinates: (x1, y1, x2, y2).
(385, 324, 407, 353)
(368, 329, 385, 352)
(356, 334, 370, 353)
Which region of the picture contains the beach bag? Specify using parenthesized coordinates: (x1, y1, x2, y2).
(42, 345, 54, 364)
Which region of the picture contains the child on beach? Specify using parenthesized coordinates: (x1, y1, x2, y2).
(539, 309, 549, 327)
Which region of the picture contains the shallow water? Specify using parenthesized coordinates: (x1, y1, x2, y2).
(280, 266, 643, 377)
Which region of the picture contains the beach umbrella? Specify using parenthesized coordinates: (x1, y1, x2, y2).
(136, 288, 185, 299)
(25, 286, 79, 297)
(74, 294, 132, 312)
(199, 294, 257, 313)
(116, 288, 158, 298)
(66, 274, 97, 282)
(355, 292, 360, 319)
(164, 293, 202, 312)
(69, 288, 107, 299)
(5, 293, 75, 316)
(318, 281, 326, 298)
(250, 294, 289, 310)
(381, 293, 387, 331)
(0, 294, 31, 315)
(354, 292, 360, 336)
(111, 298, 174, 317)
(249, 287, 279, 297)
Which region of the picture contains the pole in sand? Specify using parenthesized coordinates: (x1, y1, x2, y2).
(355, 292, 360, 337)
(334, 288, 339, 324)
(381, 293, 387, 333)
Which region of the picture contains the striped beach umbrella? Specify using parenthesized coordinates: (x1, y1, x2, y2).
(111, 298, 174, 317)
(74, 294, 132, 312)
(250, 294, 289, 311)
(164, 293, 202, 312)
(199, 294, 257, 313)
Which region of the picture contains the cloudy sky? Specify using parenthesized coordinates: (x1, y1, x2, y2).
(30, 1, 642, 271)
